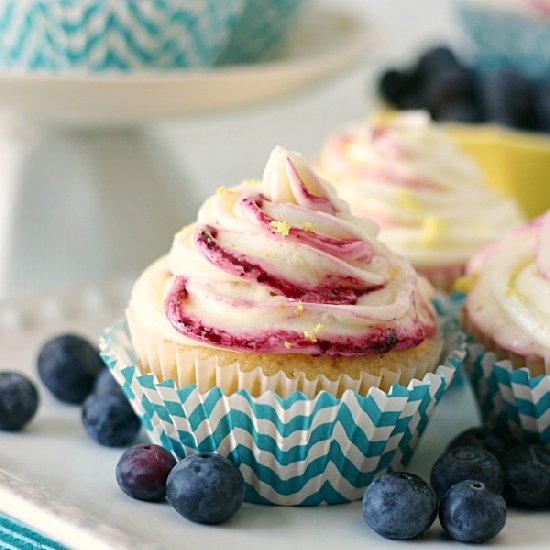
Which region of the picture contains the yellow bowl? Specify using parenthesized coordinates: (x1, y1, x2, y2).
(446, 123, 550, 219)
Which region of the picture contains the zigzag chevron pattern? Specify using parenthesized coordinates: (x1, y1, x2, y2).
(217, 0, 303, 65)
(100, 304, 465, 506)
(466, 343, 550, 444)
(458, 5, 550, 78)
(0, 0, 246, 70)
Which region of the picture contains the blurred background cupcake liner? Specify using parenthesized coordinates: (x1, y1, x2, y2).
(456, 0, 550, 79)
(100, 295, 467, 506)
(0, 0, 248, 71)
(216, 0, 307, 65)
(466, 343, 550, 444)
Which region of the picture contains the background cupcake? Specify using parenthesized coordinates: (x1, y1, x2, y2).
(463, 209, 550, 443)
(0, 0, 246, 71)
(316, 111, 525, 291)
(101, 146, 466, 506)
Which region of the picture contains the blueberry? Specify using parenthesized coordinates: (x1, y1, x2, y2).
(82, 392, 140, 447)
(503, 445, 550, 507)
(422, 67, 475, 118)
(0, 372, 39, 431)
(94, 369, 123, 398)
(533, 79, 550, 132)
(430, 446, 504, 499)
(479, 69, 533, 129)
(166, 453, 245, 525)
(447, 427, 510, 461)
(378, 68, 418, 108)
(439, 480, 506, 543)
(116, 443, 176, 501)
(415, 45, 461, 82)
(362, 472, 438, 540)
(437, 100, 480, 123)
(37, 334, 104, 404)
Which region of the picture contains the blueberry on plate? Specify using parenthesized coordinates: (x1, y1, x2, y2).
(533, 79, 550, 132)
(94, 369, 124, 398)
(0, 372, 39, 431)
(378, 68, 419, 108)
(82, 392, 140, 447)
(362, 472, 438, 540)
(503, 445, 550, 507)
(422, 67, 475, 119)
(447, 427, 511, 461)
(415, 45, 461, 82)
(479, 69, 533, 129)
(437, 100, 479, 123)
(430, 446, 504, 499)
(439, 480, 506, 543)
(37, 333, 104, 404)
(166, 453, 245, 525)
(116, 443, 177, 501)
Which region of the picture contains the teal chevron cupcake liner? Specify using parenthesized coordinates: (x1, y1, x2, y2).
(0, 0, 246, 72)
(217, 0, 305, 65)
(465, 343, 550, 444)
(100, 296, 466, 506)
(456, 0, 550, 78)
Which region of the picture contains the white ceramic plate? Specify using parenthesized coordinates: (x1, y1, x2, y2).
(0, 282, 548, 550)
(0, 4, 376, 127)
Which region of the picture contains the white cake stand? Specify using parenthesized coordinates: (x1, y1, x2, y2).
(0, 5, 376, 297)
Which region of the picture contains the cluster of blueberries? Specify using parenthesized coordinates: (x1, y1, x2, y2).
(0, 333, 245, 524)
(1, 333, 550, 536)
(365, 429, 550, 543)
(379, 45, 550, 133)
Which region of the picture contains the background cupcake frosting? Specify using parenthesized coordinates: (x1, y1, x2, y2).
(316, 112, 525, 272)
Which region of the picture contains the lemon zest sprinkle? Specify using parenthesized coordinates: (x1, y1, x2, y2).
(284, 341, 293, 349)
(420, 217, 448, 246)
(303, 323, 324, 343)
(302, 221, 314, 232)
(270, 220, 292, 237)
(454, 274, 476, 294)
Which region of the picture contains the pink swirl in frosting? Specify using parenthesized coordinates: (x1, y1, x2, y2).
(163, 147, 436, 356)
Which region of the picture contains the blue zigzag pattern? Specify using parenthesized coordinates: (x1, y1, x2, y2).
(0, 0, 245, 71)
(457, 3, 550, 78)
(466, 344, 550, 444)
(100, 298, 465, 506)
(217, 0, 304, 65)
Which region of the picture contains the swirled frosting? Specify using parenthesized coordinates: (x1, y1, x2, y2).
(316, 112, 525, 268)
(466, 210, 550, 360)
(130, 146, 437, 356)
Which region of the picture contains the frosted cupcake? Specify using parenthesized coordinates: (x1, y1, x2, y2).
(316, 112, 525, 291)
(101, 146, 466, 505)
(463, 210, 550, 442)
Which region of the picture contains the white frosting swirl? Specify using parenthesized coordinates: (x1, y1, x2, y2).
(130, 146, 436, 356)
(466, 210, 550, 360)
(316, 112, 525, 268)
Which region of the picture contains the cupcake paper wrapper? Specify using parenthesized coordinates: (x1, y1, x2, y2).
(466, 343, 550, 444)
(0, 0, 246, 71)
(100, 295, 466, 506)
(125, 307, 445, 400)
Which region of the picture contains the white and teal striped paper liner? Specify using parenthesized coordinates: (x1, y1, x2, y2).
(217, 0, 305, 65)
(0, 0, 246, 72)
(456, 0, 550, 78)
(100, 297, 466, 506)
(466, 343, 550, 444)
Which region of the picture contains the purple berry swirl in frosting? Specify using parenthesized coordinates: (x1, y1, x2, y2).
(130, 147, 437, 356)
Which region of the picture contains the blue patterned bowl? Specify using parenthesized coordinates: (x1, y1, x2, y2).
(456, 0, 550, 78)
(0, 0, 247, 72)
(216, 0, 306, 65)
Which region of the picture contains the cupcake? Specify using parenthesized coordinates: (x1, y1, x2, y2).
(316, 112, 525, 291)
(101, 146, 466, 505)
(463, 209, 550, 443)
(0, 0, 246, 71)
